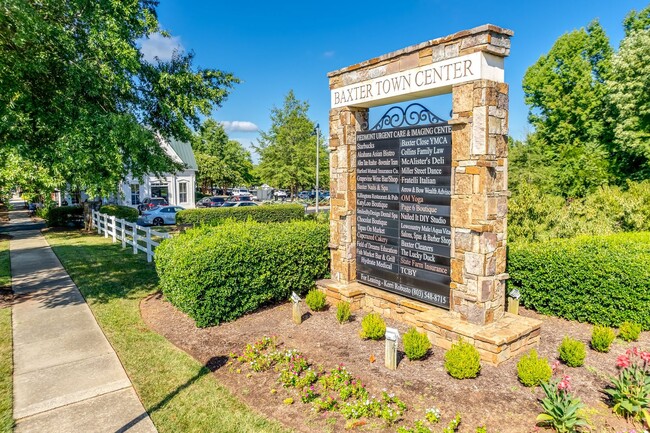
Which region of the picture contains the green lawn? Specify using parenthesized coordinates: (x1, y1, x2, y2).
(0, 236, 10, 289)
(45, 230, 290, 433)
(0, 235, 13, 433)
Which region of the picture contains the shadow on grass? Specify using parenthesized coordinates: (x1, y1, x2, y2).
(114, 355, 229, 433)
(47, 231, 160, 305)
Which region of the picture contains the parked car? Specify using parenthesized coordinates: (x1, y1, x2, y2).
(230, 195, 252, 202)
(137, 197, 168, 214)
(221, 202, 258, 208)
(141, 206, 184, 226)
(197, 196, 227, 207)
(231, 187, 252, 198)
(274, 190, 288, 199)
(297, 191, 311, 200)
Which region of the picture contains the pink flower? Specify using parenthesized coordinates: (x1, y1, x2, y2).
(640, 351, 650, 364)
(551, 360, 561, 372)
(626, 347, 640, 358)
(557, 375, 571, 392)
(616, 354, 631, 369)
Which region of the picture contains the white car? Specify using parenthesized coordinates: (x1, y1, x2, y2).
(231, 187, 252, 198)
(141, 206, 185, 225)
(274, 190, 288, 198)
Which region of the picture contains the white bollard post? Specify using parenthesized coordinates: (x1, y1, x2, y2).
(291, 292, 302, 324)
(385, 327, 400, 370)
(103, 213, 108, 238)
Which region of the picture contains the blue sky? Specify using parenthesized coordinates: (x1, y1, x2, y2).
(141, 0, 648, 159)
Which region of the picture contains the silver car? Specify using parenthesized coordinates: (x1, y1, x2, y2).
(141, 206, 184, 226)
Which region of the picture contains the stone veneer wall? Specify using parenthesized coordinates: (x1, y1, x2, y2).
(323, 24, 541, 365)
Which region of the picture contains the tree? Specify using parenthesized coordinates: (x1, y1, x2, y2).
(623, 4, 650, 35)
(522, 21, 613, 197)
(255, 91, 328, 196)
(191, 119, 254, 193)
(0, 0, 238, 197)
(607, 27, 650, 180)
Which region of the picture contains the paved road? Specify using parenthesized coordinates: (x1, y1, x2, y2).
(7, 208, 157, 433)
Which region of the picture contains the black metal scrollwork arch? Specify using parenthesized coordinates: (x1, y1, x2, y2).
(365, 103, 448, 131)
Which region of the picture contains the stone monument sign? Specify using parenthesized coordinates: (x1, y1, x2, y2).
(317, 24, 541, 365)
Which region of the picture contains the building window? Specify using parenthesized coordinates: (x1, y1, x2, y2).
(130, 184, 140, 205)
(179, 182, 188, 204)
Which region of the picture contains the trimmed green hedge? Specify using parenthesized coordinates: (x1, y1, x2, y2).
(508, 232, 650, 330)
(155, 220, 329, 327)
(176, 204, 305, 226)
(45, 206, 83, 227)
(100, 205, 138, 222)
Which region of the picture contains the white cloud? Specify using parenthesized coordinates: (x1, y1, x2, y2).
(221, 121, 259, 133)
(323, 50, 335, 58)
(140, 33, 183, 62)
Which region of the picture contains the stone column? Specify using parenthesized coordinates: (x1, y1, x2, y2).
(449, 79, 509, 325)
(328, 106, 368, 283)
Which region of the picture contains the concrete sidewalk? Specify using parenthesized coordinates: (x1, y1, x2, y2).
(7, 210, 157, 432)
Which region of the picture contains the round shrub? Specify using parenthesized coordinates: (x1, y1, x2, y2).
(508, 232, 650, 330)
(403, 327, 431, 361)
(359, 313, 386, 340)
(336, 301, 351, 324)
(591, 325, 616, 352)
(155, 220, 329, 327)
(618, 321, 641, 342)
(516, 349, 552, 387)
(444, 339, 481, 379)
(558, 336, 586, 367)
(305, 289, 327, 312)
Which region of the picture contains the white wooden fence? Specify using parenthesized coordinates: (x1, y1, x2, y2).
(91, 210, 171, 262)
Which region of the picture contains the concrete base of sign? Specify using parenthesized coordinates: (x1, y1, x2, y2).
(316, 279, 542, 365)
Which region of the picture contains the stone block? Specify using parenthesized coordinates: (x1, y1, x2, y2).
(454, 230, 473, 252)
(464, 252, 484, 275)
(399, 53, 418, 71)
(454, 173, 472, 195)
(452, 125, 471, 161)
(471, 106, 487, 155)
(431, 45, 445, 62)
(451, 198, 471, 227)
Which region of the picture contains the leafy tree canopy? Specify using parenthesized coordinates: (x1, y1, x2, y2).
(521, 20, 613, 197)
(191, 119, 254, 192)
(607, 27, 650, 180)
(623, 4, 650, 35)
(255, 90, 328, 195)
(0, 0, 238, 197)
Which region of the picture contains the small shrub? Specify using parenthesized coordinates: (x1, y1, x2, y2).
(44, 205, 83, 227)
(403, 328, 431, 361)
(444, 339, 481, 379)
(591, 325, 616, 352)
(618, 321, 642, 342)
(305, 289, 327, 311)
(359, 313, 386, 340)
(336, 301, 351, 324)
(558, 337, 586, 367)
(100, 204, 138, 222)
(517, 349, 552, 387)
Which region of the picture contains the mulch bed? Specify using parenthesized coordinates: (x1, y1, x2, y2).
(141, 294, 648, 432)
